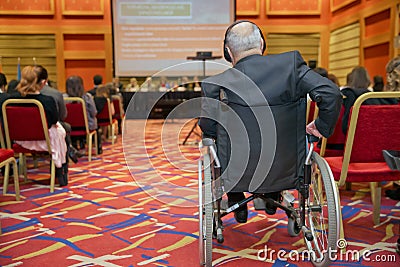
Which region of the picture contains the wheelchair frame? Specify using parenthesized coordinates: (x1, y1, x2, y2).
(198, 136, 340, 267)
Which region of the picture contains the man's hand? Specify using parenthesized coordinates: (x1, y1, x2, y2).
(306, 120, 323, 138)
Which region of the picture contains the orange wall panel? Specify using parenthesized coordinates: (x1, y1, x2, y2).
(65, 60, 106, 92)
(267, 0, 320, 13)
(62, 0, 103, 14)
(64, 34, 105, 51)
(364, 43, 390, 82)
(364, 9, 390, 38)
(0, 0, 54, 14)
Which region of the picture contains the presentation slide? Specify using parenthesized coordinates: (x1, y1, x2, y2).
(112, 0, 235, 77)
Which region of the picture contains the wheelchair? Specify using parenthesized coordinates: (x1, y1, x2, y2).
(198, 134, 340, 267)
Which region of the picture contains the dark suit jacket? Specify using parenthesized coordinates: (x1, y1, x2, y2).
(199, 51, 342, 193)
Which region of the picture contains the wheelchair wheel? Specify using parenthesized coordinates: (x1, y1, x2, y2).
(199, 153, 213, 266)
(288, 217, 301, 237)
(305, 152, 339, 267)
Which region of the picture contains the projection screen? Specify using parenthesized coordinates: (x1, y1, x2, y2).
(112, 0, 235, 77)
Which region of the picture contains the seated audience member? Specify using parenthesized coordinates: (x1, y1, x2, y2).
(159, 76, 171, 91)
(0, 74, 10, 108)
(193, 76, 201, 91)
(0, 72, 7, 93)
(313, 67, 328, 78)
(7, 80, 20, 96)
(340, 72, 353, 90)
(65, 75, 102, 154)
(125, 77, 139, 92)
(141, 77, 155, 92)
(13, 66, 68, 186)
(341, 66, 398, 134)
(112, 77, 123, 92)
(372, 75, 384, 92)
(105, 82, 120, 96)
(36, 65, 82, 163)
(94, 85, 115, 142)
(37, 66, 67, 122)
(180, 76, 192, 91)
(105, 81, 124, 134)
(328, 73, 340, 87)
(199, 21, 341, 223)
(88, 74, 103, 96)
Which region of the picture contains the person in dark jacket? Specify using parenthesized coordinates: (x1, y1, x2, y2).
(88, 74, 103, 96)
(199, 21, 342, 223)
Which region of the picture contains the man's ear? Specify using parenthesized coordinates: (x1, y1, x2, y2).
(260, 39, 265, 55)
(226, 47, 234, 63)
(39, 79, 46, 89)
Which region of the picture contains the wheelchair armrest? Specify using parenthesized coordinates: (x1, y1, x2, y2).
(202, 138, 214, 147)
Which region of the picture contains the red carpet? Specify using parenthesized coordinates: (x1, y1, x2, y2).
(0, 119, 399, 266)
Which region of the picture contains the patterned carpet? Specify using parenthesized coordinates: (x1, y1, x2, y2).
(0, 119, 399, 267)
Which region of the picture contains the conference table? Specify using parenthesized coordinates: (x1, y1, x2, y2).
(121, 91, 202, 119)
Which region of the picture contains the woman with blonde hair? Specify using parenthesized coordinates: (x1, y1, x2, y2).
(14, 65, 68, 186)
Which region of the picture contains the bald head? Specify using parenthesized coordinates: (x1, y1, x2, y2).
(225, 21, 264, 64)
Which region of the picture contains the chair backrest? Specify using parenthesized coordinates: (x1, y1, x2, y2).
(96, 98, 113, 125)
(64, 97, 89, 134)
(112, 95, 124, 119)
(2, 99, 51, 152)
(338, 92, 400, 185)
(349, 105, 400, 162)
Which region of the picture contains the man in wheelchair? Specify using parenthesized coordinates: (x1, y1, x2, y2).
(198, 20, 342, 224)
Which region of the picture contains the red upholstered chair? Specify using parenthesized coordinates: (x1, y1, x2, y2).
(319, 106, 346, 157)
(2, 99, 57, 193)
(96, 98, 118, 145)
(324, 92, 400, 225)
(112, 95, 125, 134)
(64, 97, 98, 161)
(0, 148, 20, 201)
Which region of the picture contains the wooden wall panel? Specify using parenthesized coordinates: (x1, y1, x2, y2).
(266, 33, 320, 64)
(0, 34, 57, 83)
(329, 23, 360, 86)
